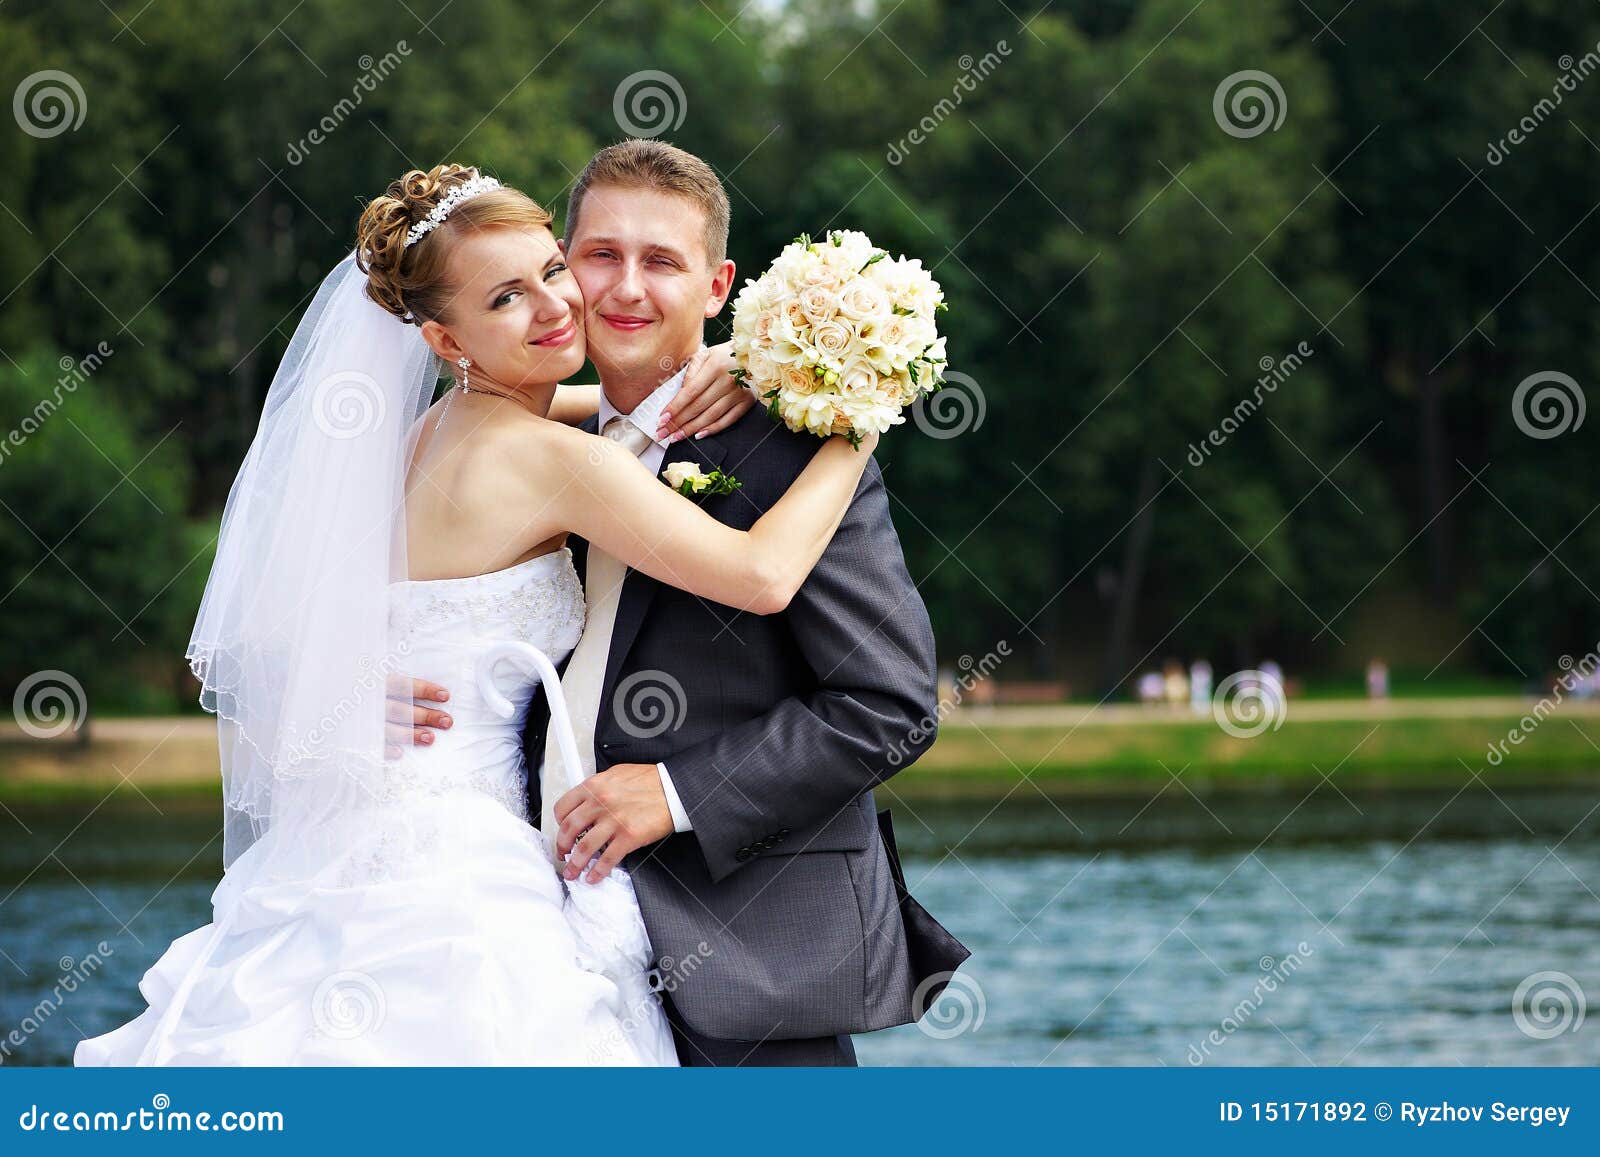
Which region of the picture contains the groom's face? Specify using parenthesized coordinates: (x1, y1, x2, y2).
(564, 184, 734, 385)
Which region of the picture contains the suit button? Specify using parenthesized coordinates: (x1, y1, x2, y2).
(778, 828, 790, 837)
(735, 847, 752, 861)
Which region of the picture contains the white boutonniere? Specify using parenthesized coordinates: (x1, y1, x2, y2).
(663, 460, 741, 499)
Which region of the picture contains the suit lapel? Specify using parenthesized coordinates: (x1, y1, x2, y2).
(602, 433, 731, 709)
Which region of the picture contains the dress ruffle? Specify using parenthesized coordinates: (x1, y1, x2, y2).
(75, 792, 676, 1066)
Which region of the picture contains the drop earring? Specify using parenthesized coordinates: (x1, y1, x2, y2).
(457, 356, 472, 392)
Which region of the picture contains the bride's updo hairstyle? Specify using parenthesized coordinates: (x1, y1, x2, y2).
(355, 163, 553, 326)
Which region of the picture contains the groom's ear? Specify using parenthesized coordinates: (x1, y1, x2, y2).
(704, 258, 736, 319)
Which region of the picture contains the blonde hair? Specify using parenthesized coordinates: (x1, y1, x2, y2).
(355, 163, 553, 325)
(566, 139, 730, 266)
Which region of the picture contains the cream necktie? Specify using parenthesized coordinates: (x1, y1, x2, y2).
(540, 415, 656, 843)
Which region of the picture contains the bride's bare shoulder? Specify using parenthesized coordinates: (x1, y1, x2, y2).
(408, 402, 564, 484)
(457, 406, 601, 490)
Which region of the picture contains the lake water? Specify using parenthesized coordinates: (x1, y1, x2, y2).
(2, 781, 1597, 1066)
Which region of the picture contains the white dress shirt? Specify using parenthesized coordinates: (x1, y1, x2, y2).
(596, 370, 695, 834)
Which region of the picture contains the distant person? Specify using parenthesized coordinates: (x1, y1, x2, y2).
(1189, 659, 1213, 715)
(1366, 658, 1389, 699)
(1138, 670, 1165, 705)
(1162, 659, 1189, 707)
(1260, 659, 1286, 709)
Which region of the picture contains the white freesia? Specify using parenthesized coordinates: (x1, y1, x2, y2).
(731, 230, 949, 446)
(662, 460, 707, 491)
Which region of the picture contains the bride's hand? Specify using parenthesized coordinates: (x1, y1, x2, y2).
(383, 673, 452, 759)
(656, 342, 754, 444)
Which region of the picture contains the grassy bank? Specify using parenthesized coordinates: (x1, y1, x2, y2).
(2, 703, 1599, 805)
(909, 709, 1600, 794)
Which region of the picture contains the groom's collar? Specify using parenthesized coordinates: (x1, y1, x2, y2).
(598, 367, 685, 451)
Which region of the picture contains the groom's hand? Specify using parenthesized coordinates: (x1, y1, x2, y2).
(553, 763, 674, 884)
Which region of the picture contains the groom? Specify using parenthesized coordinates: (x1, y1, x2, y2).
(404, 139, 966, 1065)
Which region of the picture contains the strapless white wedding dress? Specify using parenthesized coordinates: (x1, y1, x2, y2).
(75, 547, 678, 1066)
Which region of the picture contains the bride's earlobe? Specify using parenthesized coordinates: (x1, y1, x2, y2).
(418, 318, 464, 366)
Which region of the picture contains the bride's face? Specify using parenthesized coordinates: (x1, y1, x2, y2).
(427, 225, 586, 390)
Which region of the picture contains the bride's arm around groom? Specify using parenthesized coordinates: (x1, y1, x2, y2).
(665, 425, 937, 883)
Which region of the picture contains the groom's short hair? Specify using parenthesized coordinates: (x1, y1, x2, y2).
(567, 139, 730, 267)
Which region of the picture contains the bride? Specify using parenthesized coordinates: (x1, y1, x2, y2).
(75, 165, 877, 1066)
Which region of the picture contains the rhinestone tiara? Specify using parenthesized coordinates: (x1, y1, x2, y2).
(403, 174, 502, 249)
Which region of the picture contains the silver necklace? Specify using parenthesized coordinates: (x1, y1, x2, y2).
(433, 355, 475, 434)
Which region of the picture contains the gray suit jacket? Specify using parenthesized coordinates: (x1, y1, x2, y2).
(522, 407, 967, 1041)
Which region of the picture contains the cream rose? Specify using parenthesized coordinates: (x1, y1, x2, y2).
(811, 318, 855, 363)
(798, 284, 839, 326)
(838, 279, 890, 323)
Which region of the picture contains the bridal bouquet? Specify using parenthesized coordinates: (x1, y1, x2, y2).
(730, 230, 947, 448)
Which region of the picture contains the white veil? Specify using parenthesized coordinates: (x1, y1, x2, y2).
(188, 251, 439, 869)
